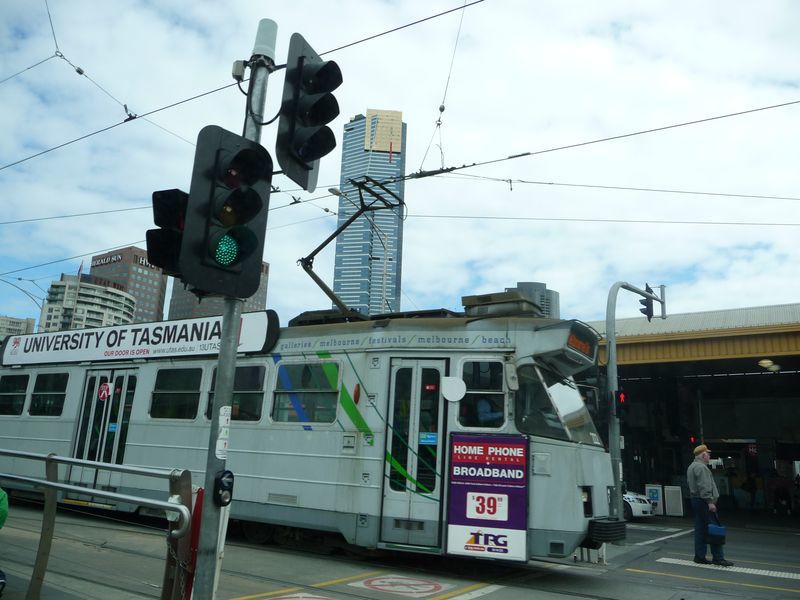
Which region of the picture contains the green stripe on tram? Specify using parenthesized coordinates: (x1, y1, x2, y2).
(317, 351, 372, 435)
(385, 451, 431, 494)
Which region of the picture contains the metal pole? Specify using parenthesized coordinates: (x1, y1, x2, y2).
(605, 281, 667, 523)
(605, 281, 624, 522)
(193, 18, 276, 600)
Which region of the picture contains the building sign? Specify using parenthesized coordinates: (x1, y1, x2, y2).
(446, 434, 528, 561)
(91, 254, 122, 268)
(1, 310, 280, 366)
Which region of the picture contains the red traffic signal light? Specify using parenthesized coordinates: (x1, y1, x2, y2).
(614, 390, 628, 420)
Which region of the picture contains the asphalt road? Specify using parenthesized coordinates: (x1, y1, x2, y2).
(1, 503, 798, 600)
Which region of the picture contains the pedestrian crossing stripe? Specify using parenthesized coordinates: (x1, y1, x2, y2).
(657, 557, 800, 580)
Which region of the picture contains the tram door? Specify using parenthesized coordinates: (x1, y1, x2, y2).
(381, 359, 446, 547)
(69, 369, 138, 493)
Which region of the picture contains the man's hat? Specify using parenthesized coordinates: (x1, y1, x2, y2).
(693, 444, 711, 456)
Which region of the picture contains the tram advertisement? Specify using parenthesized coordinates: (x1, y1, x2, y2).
(446, 434, 528, 561)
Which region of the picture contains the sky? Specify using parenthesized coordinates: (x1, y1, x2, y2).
(1, 0, 799, 329)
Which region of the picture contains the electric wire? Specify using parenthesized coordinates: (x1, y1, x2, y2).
(0, 81, 239, 172)
(320, 0, 485, 55)
(0, 54, 58, 86)
(419, 0, 468, 170)
(407, 213, 800, 227)
(440, 173, 800, 202)
(398, 98, 800, 184)
(3, 174, 798, 227)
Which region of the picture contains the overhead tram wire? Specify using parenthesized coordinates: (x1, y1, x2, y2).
(419, 0, 469, 171)
(440, 173, 800, 203)
(320, 0, 485, 55)
(406, 213, 800, 228)
(395, 98, 800, 185)
(4, 174, 798, 227)
(1, 3, 488, 173)
(0, 81, 239, 173)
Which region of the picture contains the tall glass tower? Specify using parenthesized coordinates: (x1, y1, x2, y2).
(332, 110, 407, 315)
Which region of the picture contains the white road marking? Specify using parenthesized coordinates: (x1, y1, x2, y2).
(626, 523, 682, 533)
(634, 528, 692, 545)
(657, 557, 800, 580)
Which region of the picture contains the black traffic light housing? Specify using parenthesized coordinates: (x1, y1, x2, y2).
(179, 125, 272, 298)
(640, 284, 654, 322)
(276, 32, 342, 192)
(213, 469, 234, 507)
(146, 189, 188, 278)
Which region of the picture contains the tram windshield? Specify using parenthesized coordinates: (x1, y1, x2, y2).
(515, 365, 603, 446)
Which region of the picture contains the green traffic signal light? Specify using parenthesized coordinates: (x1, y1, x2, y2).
(179, 125, 272, 298)
(213, 233, 239, 266)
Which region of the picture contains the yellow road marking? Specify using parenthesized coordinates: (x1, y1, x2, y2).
(229, 569, 385, 600)
(429, 582, 490, 600)
(626, 568, 800, 594)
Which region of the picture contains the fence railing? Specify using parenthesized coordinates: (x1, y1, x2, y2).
(0, 448, 193, 600)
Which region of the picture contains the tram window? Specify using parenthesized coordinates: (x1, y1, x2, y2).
(0, 374, 28, 415)
(150, 368, 202, 419)
(272, 362, 338, 424)
(459, 361, 505, 428)
(514, 365, 569, 440)
(207, 366, 266, 421)
(30, 373, 69, 416)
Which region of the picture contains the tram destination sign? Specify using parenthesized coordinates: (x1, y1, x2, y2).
(0, 310, 279, 366)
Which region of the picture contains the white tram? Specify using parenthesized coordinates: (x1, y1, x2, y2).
(0, 293, 624, 561)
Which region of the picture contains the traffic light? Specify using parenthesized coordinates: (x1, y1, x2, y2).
(179, 125, 272, 298)
(640, 284, 654, 322)
(689, 434, 697, 445)
(146, 189, 188, 278)
(614, 390, 628, 420)
(213, 469, 234, 507)
(276, 32, 343, 192)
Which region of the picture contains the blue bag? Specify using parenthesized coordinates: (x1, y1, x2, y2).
(706, 512, 726, 545)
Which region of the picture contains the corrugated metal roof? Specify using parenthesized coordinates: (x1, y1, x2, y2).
(588, 303, 800, 338)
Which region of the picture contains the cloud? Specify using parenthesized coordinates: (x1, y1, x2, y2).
(1, 0, 798, 328)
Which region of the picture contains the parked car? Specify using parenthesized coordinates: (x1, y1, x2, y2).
(623, 490, 655, 520)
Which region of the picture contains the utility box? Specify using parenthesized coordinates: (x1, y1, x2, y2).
(664, 485, 684, 516)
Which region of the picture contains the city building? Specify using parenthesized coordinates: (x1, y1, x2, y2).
(89, 246, 168, 322)
(506, 282, 560, 318)
(0, 315, 35, 338)
(168, 262, 269, 320)
(39, 274, 136, 332)
(332, 109, 407, 315)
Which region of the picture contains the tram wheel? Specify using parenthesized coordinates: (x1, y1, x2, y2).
(241, 521, 275, 545)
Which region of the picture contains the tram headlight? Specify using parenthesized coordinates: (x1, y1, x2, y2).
(213, 469, 235, 507)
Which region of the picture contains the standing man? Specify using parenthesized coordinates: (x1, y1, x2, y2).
(687, 444, 733, 566)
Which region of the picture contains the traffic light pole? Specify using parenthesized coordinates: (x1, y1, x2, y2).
(605, 282, 665, 524)
(193, 19, 277, 600)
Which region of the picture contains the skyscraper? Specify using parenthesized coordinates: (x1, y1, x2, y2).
(90, 246, 167, 322)
(168, 262, 269, 320)
(332, 110, 406, 315)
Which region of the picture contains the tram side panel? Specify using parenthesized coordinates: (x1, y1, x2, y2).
(0, 365, 83, 481)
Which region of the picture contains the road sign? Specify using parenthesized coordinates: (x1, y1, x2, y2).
(350, 574, 450, 597)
